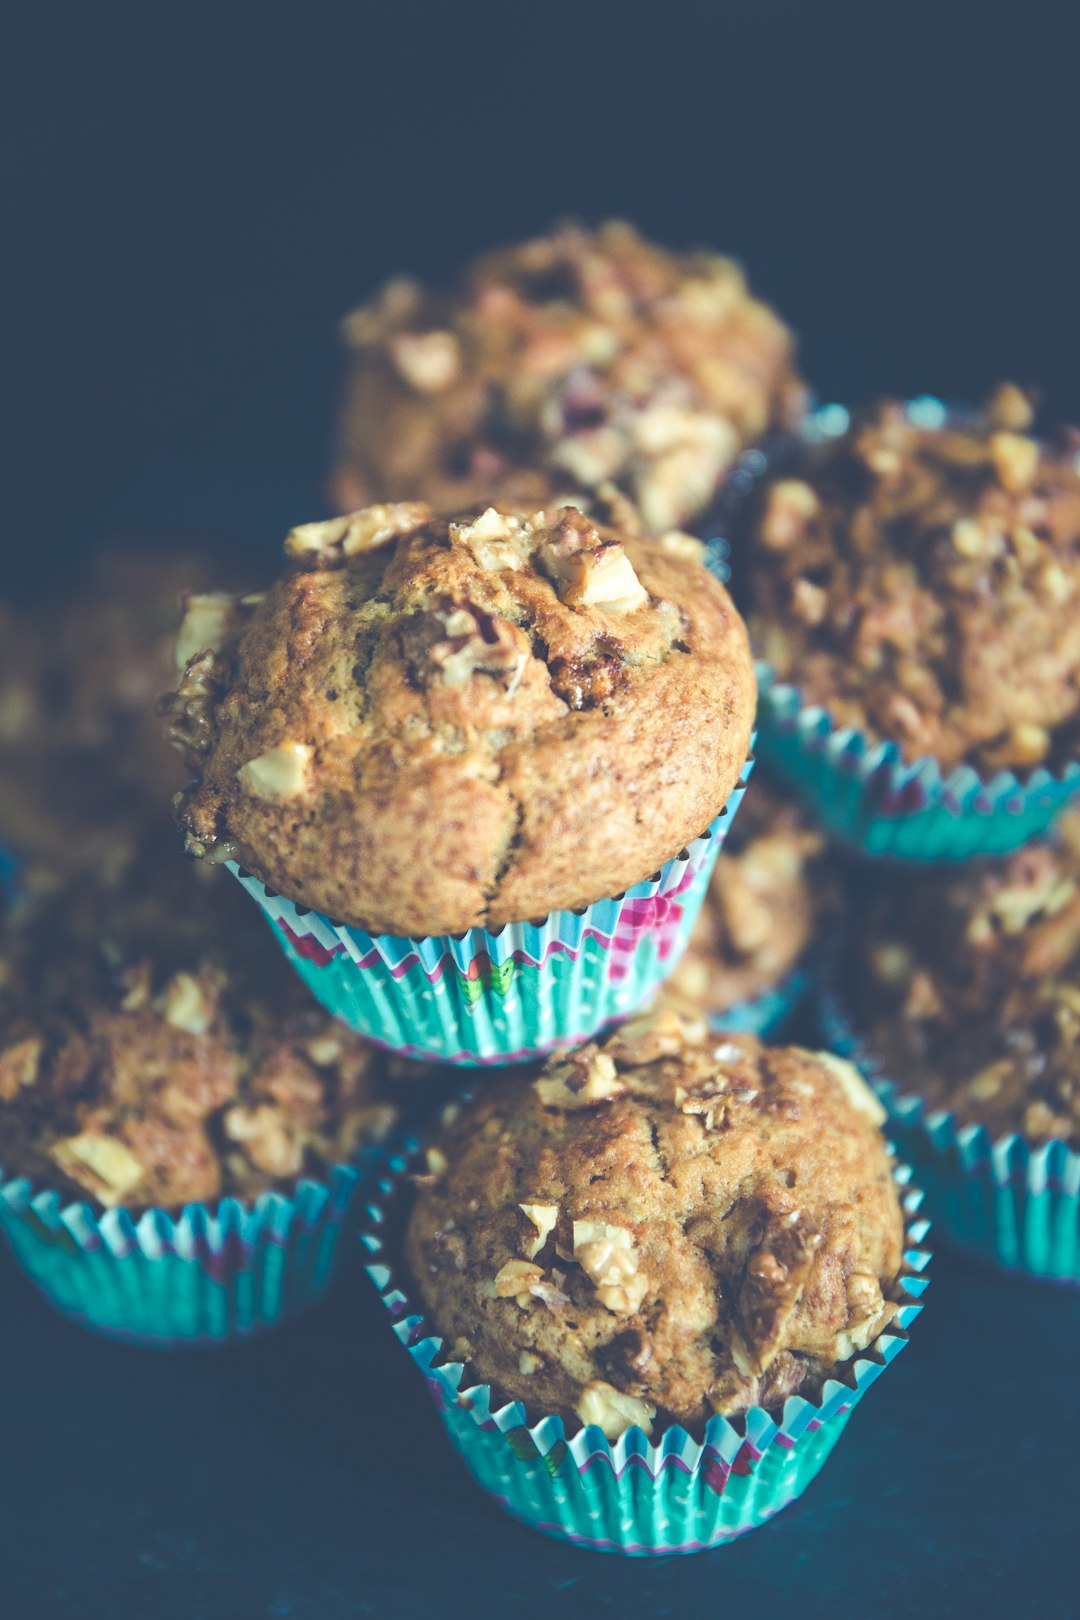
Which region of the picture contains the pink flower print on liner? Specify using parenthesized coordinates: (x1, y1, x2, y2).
(606, 858, 699, 981)
(277, 921, 346, 967)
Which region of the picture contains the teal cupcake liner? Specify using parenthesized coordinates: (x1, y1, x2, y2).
(820, 988, 1080, 1283)
(711, 966, 809, 1039)
(0, 1159, 370, 1347)
(228, 762, 753, 1067)
(757, 660, 1080, 860)
(360, 1144, 930, 1556)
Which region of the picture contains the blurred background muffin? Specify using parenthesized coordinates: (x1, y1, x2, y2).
(333, 221, 805, 535)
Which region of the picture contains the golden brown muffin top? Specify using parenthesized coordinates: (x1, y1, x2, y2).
(744, 386, 1080, 774)
(405, 1011, 904, 1438)
(163, 502, 756, 936)
(0, 829, 401, 1213)
(334, 220, 805, 535)
(662, 780, 828, 1017)
(844, 818, 1080, 1148)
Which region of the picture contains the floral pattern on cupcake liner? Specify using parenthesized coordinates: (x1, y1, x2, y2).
(359, 1143, 930, 1556)
(820, 986, 1080, 1283)
(228, 762, 753, 1066)
(0, 1159, 371, 1347)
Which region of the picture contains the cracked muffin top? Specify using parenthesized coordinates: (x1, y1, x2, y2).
(333, 220, 805, 536)
(162, 502, 756, 936)
(842, 818, 1080, 1148)
(0, 828, 402, 1213)
(404, 1011, 905, 1437)
(742, 385, 1080, 774)
(662, 779, 829, 1017)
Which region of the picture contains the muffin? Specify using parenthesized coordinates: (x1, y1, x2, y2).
(828, 819, 1080, 1278)
(0, 828, 404, 1343)
(161, 501, 757, 1062)
(366, 1011, 927, 1553)
(662, 779, 828, 1032)
(741, 388, 1080, 856)
(333, 221, 805, 535)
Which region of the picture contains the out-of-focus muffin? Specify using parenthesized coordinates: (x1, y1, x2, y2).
(333, 221, 805, 535)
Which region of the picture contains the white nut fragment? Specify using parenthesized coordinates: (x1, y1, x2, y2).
(450, 507, 532, 572)
(284, 502, 432, 560)
(760, 480, 819, 550)
(237, 741, 311, 802)
(175, 593, 243, 673)
(989, 431, 1040, 493)
(49, 1134, 145, 1208)
(575, 1381, 655, 1439)
(519, 1202, 558, 1259)
(426, 1147, 449, 1177)
(951, 519, 990, 559)
(162, 972, 211, 1035)
(657, 530, 707, 564)
(388, 329, 461, 393)
(560, 543, 648, 614)
(0, 1036, 43, 1101)
(518, 1352, 543, 1376)
(814, 1052, 886, 1125)
(493, 1259, 545, 1306)
(534, 1048, 625, 1110)
(573, 1219, 647, 1315)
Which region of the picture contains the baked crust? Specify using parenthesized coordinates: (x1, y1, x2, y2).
(333, 220, 804, 535)
(743, 386, 1080, 773)
(163, 504, 756, 936)
(405, 1011, 904, 1435)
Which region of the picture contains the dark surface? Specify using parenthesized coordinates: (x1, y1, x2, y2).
(1, 1228, 1077, 1619)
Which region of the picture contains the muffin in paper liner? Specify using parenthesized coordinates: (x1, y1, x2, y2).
(820, 986, 1080, 1283)
(359, 1143, 930, 1557)
(713, 400, 1080, 860)
(0, 1159, 372, 1347)
(228, 766, 752, 1067)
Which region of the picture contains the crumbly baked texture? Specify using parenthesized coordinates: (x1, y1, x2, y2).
(662, 779, 827, 1017)
(844, 818, 1080, 1148)
(404, 1011, 904, 1437)
(743, 385, 1080, 773)
(0, 548, 224, 872)
(333, 221, 805, 536)
(163, 503, 756, 936)
(0, 828, 401, 1212)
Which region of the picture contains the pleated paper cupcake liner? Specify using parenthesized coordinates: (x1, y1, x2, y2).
(710, 966, 809, 1039)
(359, 1144, 930, 1556)
(228, 763, 753, 1067)
(0, 1158, 372, 1347)
(820, 987, 1080, 1283)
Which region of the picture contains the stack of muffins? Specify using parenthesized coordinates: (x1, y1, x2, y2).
(26, 217, 1080, 1556)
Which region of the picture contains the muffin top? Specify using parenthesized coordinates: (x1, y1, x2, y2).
(163, 502, 756, 936)
(662, 779, 827, 1017)
(844, 821, 1080, 1148)
(743, 386, 1080, 773)
(0, 830, 401, 1213)
(334, 220, 805, 536)
(405, 1012, 904, 1438)
(0, 547, 224, 873)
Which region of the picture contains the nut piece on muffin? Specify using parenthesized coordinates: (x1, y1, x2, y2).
(404, 1010, 905, 1438)
(333, 221, 805, 535)
(662, 779, 829, 1020)
(743, 385, 1080, 774)
(843, 816, 1080, 1148)
(162, 501, 756, 937)
(0, 831, 401, 1213)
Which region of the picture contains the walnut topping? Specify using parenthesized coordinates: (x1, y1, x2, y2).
(575, 1380, 655, 1439)
(534, 506, 602, 587)
(388, 329, 461, 393)
(0, 1036, 43, 1101)
(49, 1133, 145, 1208)
(284, 503, 432, 563)
(519, 1201, 558, 1258)
(175, 593, 244, 673)
(534, 1046, 624, 1109)
(760, 480, 819, 550)
(605, 1005, 700, 1067)
(236, 741, 312, 802)
(518, 1352, 542, 1375)
(951, 518, 992, 559)
(162, 972, 211, 1035)
(987, 382, 1035, 432)
(572, 1219, 646, 1315)
(493, 1258, 546, 1306)
(403, 598, 529, 689)
(426, 1147, 449, 1177)
(989, 431, 1040, 493)
(223, 1105, 303, 1178)
(559, 542, 648, 614)
(815, 1052, 886, 1125)
(733, 1207, 823, 1376)
(657, 530, 707, 564)
(449, 506, 533, 571)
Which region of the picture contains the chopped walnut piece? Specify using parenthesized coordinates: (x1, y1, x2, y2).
(559, 542, 648, 614)
(575, 1380, 655, 1439)
(493, 1258, 546, 1306)
(657, 530, 707, 564)
(450, 507, 532, 571)
(403, 599, 530, 689)
(986, 382, 1035, 432)
(236, 741, 311, 802)
(388, 330, 461, 393)
(49, 1133, 145, 1208)
(162, 972, 211, 1035)
(760, 480, 819, 550)
(989, 431, 1039, 493)
(284, 503, 432, 563)
(223, 1104, 304, 1178)
(815, 1053, 886, 1125)
(534, 1046, 624, 1109)
(175, 593, 244, 673)
(0, 1036, 43, 1101)
(519, 1201, 558, 1258)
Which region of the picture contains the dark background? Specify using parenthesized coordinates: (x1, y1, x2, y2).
(3, 6, 1080, 1616)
